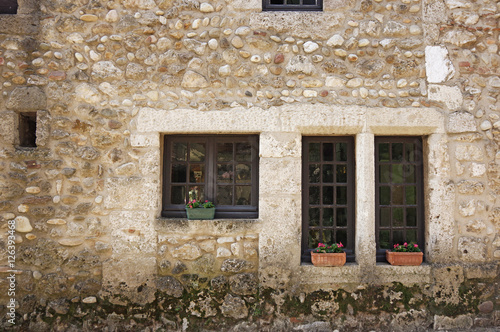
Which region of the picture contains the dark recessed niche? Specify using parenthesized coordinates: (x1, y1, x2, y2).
(0, 0, 18, 14)
(19, 112, 37, 148)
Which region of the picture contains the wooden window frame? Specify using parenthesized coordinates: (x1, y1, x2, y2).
(302, 136, 355, 263)
(162, 135, 259, 219)
(262, 0, 322, 11)
(375, 136, 425, 262)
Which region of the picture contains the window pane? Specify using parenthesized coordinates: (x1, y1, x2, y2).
(336, 143, 347, 161)
(287, 0, 300, 4)
(303, 0, 316, 4)
(217, 143, 233, 162)
(406, 229, 417, 243)
(309, 143, 320, 162)
(336, 186, 347, 205)
(172, 142, 187, 161)
(236, 164, 251, 183)
(172, 164, 187, 182)
(393, 208, 404, 227)
(309, 186, 320, 205)
(379, 230, 390, 249)
(309, 164, 320, 183)
(337, 229, 347, 246)
(406, 208, 417, 226)
(392, 143, 403, 161)
(171, 186, 185, 204)
(336, 165, 347, 183)
(236, 186, 251, 205)
(406, 186, 416, 204)
(236, 143, 252, 162)
(309, 230, 320, 249)
(323, 143, 333, 161)
(380, 208, 391, 227)
(323, 230, 333, 244)
(405, 143, 415, 161)
(217, 186, 232, 205)
(323, 164, 334, 183)
(392, 186, 404, 205)
(380, 186, 390, 205)
(392, 164, 404, 183)
(405, 165, 415, 182)
(378, 143, 390, 162)
(217, 164, 233, 183)
(190, 143, 205, 161)
(309, 208, 320, 226)
(323, 208, 333, 226)
(189, 186, 204, 202)
(189, 164, 205, 183)
(379, 165, 391, 183)
(336, 208, 347, 227)
(393, 230, 404, 245)
(323, 186, 334, 205)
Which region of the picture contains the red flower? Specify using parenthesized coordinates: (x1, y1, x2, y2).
(318, 243, 325, 247)
(338, 242, 344, 248)
(414, 244, 418, 248)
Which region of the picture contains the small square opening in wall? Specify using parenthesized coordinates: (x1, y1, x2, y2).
(19, 112, 37, 148)
(0, 0, 18, 14)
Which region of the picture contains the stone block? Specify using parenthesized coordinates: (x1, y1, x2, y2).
(104, 177, 159, 210)
(6, 87, 46, 110)
(170, 243, 202, 260)
(433, 314, 473, 330)
(259, 132, 301, 158)
(428, 84, 463, 111)
(425, 46, 455, 83)
(109, 211, 156, 254)
(458, 237, 487, 262)
(130, 133, 160, 147)
(259, 158, 301, 195)
(455, 144, 483, 161)
(220, 294, 248, 319)
(0, 111, 17, 145)
(448, 111, 476, 133)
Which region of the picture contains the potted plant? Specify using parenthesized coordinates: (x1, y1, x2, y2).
(311, 242, 346, 267)
(386, 242, 423, 266)
(185, 200, 215, 220)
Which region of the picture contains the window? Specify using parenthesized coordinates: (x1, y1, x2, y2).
(19, 112, 37, 147)
(263, 0, 322, 11)
(375, 137, 424, 261)
(302, 137, 355, 263)
(0, 0, 18, 14)
(162, 135, 259, 219)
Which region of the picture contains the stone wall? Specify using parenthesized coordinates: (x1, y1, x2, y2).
(0, 0, 498, 330)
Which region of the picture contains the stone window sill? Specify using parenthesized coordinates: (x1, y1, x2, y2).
(155, 218, 261, 236)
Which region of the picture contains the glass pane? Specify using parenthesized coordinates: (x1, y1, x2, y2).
(379, 165, 391, 183)
(189, 186, 204, 202)
(323, 143, 333, 161)
(406, 207, 417, 226)
(309, 164, 320, 183)
(392, 186, 404, 205)
(337, 229, 347, 246)
(323, 230, 333, 244)
(392, 164, 404, 183)
(406, 186, 416, 204)
(172, 142, 187, 161)
(189, 143, 205, 162)
(217, 164, 233, 183)
(336, 208, 347, 227)
(171, 164, 187, 182)
(236, 142, 252, 162)
(171, 186, 185, 204)
(309, 230, 320, 249)
(217, 186, 232, 205)
(380, 208, 391, 227)
(189, 164, 205, 183)
(405, 143, 415, 162)
(309, 208, 320, 226)
(392, 143, 403, 161)
(405, 165, 415, 182)
(323, 186, 334, 205)
(309, 186, 320, 205)
(287, 0, 300, 4)
(217, 143, 233, 162)
(236, 164, 251, 183)
(336, 165, 347, 183)
(236, 186, 251, 205)
(336, 142, 347, 161)
(393, 208, 404, 227)
(380, 186, 390, 205)
(378, 143, 390, 162)
(309, 143, 320, 162)
(406, 229, 417, 243)
(393, 230, 404, 245)
(303, 0, 316, 4)
(336, 186, 347, 205)
(379, 230, 390, 249)
(323, 165, 334, 183)
(323, 208, 334, 226)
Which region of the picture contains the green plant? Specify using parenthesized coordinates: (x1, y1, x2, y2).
(186, 200, 215, 209)
(312, 242, 344, 253)
(391, 242, 421, 252)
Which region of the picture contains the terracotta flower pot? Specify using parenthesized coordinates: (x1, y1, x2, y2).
(185, 208, 215, 220)
(386, 250, 423, 266)
(311, 252, 346, 267)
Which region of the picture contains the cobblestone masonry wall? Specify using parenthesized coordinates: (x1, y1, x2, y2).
(0, 0, 499, 330)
